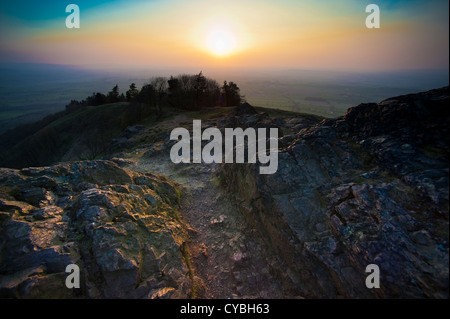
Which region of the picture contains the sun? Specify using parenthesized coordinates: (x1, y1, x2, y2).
(205, 25, 237, 57)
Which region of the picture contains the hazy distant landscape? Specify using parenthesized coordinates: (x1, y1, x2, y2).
(1, 63, 448, 133)
(234, 68, 449, 117)
(0, 64, 130, 133)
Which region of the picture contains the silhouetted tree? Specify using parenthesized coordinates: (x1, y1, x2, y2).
(150, 77, 168, 115)
(166, 72, 221, 110)
(66, 99, 82, 111)
(167, 76, 181, 107)
(108, 85, 120, 103)
(204, 78, 221, 107)
(126, 83, 139, 102)
(178, 74, 197, 109)
(137, 84, 156, 116)
(91, 92, 107, 106)
(194, 71, 207, 109)
(222, 81, 241, 106)
(64, 73, 238, 114)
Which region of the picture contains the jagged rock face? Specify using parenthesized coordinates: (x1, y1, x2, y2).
(0, 160, 190, 299)
(341, 87, 449, 148)
(222, 87, 449, 298)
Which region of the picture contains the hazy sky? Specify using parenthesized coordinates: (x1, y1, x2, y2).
(0, 0, 448, 71)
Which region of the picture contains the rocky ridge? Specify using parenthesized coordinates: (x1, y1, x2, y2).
(0, 86, 448, 298)
(222, 87, 449, 298)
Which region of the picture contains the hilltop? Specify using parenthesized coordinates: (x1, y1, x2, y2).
(0, 86, 448, 298)
(0, 72, 242, 169)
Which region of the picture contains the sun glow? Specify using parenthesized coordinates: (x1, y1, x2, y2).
(205, 25, 237, 57)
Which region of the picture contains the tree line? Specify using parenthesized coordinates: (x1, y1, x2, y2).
(65, 72, 242, 114)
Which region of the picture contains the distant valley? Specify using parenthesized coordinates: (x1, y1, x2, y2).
(1, 63, 448, 133)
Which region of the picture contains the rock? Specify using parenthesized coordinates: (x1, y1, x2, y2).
(236, 102, 258, 116)
(0, 160, 192, 298)
(222, 87, 449, 298)
(16, 187, 47, 207)
(110, 158, 135, 168)
(122, 125, 147, 139)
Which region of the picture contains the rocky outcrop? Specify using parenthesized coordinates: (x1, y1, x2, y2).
(0, 87, 448, 299)
(0, 160, 191, 298)
(236, 102, 258, 116)
(222, 87, 449, 298)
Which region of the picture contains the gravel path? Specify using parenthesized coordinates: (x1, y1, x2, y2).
(131, 154, 291, 298)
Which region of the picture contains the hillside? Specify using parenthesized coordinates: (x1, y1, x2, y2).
(0, 87, 448, 298)
(0, 102, 155, 168)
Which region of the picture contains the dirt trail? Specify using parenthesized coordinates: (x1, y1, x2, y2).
(131, 154, 290, 298)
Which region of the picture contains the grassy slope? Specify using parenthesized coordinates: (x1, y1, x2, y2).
(0, 103, 136, 168)
(0, 102, 319, 169)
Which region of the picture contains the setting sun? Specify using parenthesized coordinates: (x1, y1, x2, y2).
(205, 25, 237, 57)
(0, 0, 447, 71)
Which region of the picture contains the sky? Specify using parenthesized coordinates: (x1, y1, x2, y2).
(0, 0, 448, 72)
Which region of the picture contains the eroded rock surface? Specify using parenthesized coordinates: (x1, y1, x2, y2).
(222, 87, 449, 298)
(0, 160, 191, 298)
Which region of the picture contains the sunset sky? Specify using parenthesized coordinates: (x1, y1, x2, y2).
(0, 0, 448, 72)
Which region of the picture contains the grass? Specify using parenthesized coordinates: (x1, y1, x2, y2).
(187, 106, 235, 120)
(0, 98, 345, 169)
(255, 105, 324, 121)
(0, 102, 154, 168)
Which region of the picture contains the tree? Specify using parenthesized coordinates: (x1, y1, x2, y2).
(178, 74, 197, 110)
(137, 84, 156, 113)
(167, 72, 220, 110)
(126, 83, 139, 102)
(66, 99, 82, 111)
(194, 71, 207, 109)
(222, 81, 241, 106)
(107, 85, 120, 103)
(150, 77, 168, 115)
(168, 76, 181, 108)
(91, 92, 107, 106)
(204, 78, 220, 107)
